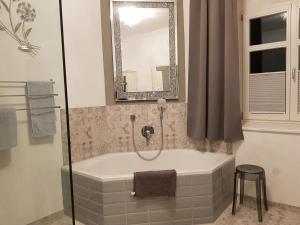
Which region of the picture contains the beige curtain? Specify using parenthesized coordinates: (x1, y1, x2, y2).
(187, 0, 243, 142)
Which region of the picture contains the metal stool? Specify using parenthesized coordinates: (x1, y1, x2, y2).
(232, 164, 268, 222)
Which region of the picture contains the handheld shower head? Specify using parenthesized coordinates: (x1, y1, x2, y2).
(130, 114, 136, 122)
(157, 98, 167, 111)
(157, 98, 167, 120)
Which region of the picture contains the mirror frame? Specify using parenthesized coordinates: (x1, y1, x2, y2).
(112, 0, 178, 101)
(100, 0, 186, 104)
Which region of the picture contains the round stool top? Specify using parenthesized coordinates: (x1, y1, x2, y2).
(236, 164, 264, 174)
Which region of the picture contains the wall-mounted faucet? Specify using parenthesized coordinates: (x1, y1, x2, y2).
(141, 126, 154, 145)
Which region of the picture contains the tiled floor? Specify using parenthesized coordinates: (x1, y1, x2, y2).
(33, 198, 300, 225)
(27, 211, 82, 225)
(27, 211, 70, 225)
(211, 198, 300, 225)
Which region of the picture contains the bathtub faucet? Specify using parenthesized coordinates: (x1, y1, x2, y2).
(141, 126, 154, 145)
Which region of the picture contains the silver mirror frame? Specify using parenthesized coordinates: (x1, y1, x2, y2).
(111, 0, 178, 101)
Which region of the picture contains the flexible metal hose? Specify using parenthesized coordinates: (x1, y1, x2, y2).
(130, 110, 164, 161)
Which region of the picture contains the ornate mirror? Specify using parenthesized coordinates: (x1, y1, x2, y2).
(111, 0, 179, 101)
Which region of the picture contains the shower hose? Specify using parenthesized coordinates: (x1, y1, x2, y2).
(130, 110, 164, 161)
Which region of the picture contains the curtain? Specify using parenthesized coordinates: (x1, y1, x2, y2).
(187, 0, 243, 143)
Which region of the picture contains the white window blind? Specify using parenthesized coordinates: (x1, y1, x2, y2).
(249, 72, 286, 113)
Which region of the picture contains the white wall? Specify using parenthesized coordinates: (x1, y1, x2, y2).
(0, 0, 66, 224)
(244, 0, 291, 12)
(235, 132, 300, 207)
(63, 0, 106, 108)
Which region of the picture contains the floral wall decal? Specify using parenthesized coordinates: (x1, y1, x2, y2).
(0, 0, 40, 56)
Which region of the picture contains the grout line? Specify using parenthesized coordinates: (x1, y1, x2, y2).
(147, 199, 150, 224)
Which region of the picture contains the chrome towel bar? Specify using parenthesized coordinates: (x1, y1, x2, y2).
(16, 106, 61, 111)
(0, 80, 55, 84)
(0, 94, 59, 98)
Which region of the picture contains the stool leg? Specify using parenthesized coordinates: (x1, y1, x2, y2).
(232, 172, 239, 215)
(240, 178, 245, 204)
(262, 174, 268, 211)
(256, 178, 263, 222)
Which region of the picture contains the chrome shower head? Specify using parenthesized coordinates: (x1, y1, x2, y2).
(130, 114, 136, 122)
(157, 98, 167, 111)
(157, 98, 167, 120)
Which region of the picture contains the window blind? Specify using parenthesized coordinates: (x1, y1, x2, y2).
(249, 72, 286, 113)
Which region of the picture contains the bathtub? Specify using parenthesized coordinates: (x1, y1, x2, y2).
(62, 149, 235, 225)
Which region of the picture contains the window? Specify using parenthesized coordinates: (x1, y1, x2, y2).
(243, 3, 300, 122)
(250, 13, 287, 46)
(250, 48, 286, 74)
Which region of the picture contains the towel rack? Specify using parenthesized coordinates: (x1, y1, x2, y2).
(16, 106, 61, 111)
(0, 79, 58, 98)
(0, 80, 60, 111)
(0, 80, 55, 84)
(0, 94, 59, 98)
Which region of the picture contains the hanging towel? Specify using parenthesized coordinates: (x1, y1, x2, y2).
(27, 81, 56, 138)
(0, 108, 17, 150)
(133, 170, 177, 198)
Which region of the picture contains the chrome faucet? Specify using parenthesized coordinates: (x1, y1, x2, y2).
(141, 126, 154, 145)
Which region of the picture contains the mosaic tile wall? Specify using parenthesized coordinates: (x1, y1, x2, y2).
(61, 103, 230, 164)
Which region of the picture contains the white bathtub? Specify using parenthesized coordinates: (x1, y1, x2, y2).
(67, 149, 234, 181)
(62, 149, 235, 225)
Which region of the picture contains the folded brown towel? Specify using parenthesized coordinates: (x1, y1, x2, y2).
(133, 170, 177, 198)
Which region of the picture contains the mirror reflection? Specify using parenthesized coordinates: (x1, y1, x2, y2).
(120, 7, 170, 92)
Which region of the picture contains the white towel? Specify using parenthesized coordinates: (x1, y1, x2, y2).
(27, 81, 56, 138)
(0, 108, 17, 150)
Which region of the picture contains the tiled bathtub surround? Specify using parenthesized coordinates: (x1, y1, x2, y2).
(62, 159, 235, 225)
(61, 103, 230, 164)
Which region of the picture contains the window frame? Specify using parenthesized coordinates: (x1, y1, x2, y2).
(243, 4, 292, 121)
(289, 1, 300, 121)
